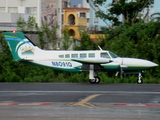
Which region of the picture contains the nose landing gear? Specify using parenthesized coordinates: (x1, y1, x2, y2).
(137, 72, 143, 84)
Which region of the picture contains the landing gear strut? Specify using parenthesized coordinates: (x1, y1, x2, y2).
(89, 64, 100, 84)
(137, 72, 143, 84)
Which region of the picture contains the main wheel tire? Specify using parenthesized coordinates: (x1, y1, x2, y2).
(94, 76, 100, 84)
(89, 79, 96, 84)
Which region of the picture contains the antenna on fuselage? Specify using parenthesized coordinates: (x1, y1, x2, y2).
(98, 45, 103, 51)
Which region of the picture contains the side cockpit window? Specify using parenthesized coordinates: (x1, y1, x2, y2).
(101, 52, 110, 58)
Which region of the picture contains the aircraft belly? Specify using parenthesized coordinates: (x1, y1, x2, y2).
(122, 65, 152, 71)
(101, 61, 154, 71)
(30, 60, 82, 72)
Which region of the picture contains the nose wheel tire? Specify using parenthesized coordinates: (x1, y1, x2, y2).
(137, 79, 143, 84)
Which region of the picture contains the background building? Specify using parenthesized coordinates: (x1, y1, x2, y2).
(62, 7, 89, 39)
(0, 0, 70, 32)
(0, 0, 41, 31)
(82, 0, 109, 33)
(0, 0, 159, 37)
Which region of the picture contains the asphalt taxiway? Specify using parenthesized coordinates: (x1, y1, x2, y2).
(0, 83, 160, 120)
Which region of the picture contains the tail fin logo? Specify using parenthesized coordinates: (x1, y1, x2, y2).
(17, 39, 35, 56)
(20, 45, 35, 55)
(4, 32, 35, 60)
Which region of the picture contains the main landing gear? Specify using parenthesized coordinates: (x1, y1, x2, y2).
(89, 76, 100, 84)
(88, 64, 101, 84)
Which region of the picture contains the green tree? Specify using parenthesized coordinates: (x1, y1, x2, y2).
(94, 0, 154, 26)
(17, 16, 27, 31)
(0, 32, 10, 54)
(0, 32, 22, 82)
(61, 28, 72, 50)
(35, 23, 46, 49)
(17, 16, 46, 49)
(99, 21, 160, 80)
(74, 31, 96, 50)
(17, 16, 37, 31)
(0, 17, 60, 82)
(39, 20, 58, 49)
(27, 16, 37, 31)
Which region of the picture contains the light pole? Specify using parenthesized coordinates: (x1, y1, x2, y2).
(56, 0, 62, 50)
(58, 0, 62, 38)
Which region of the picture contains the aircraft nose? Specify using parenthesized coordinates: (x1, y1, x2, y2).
(151, 62, 158, 67)
(147, 61, 158, 67)
(122, 58, 158, 69)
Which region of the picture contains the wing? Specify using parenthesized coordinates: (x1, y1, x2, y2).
(71, 58, 113, 64)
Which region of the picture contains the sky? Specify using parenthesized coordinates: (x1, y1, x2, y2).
(70, 0, 82, 7)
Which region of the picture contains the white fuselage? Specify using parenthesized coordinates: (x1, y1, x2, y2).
(19, 46, 158, 72)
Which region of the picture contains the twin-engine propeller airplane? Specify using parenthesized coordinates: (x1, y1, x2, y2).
(4, 31, 158, 84)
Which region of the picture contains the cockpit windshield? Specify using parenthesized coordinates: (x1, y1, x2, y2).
(100, 52, 110, 59)
(108, 51, 119, 58)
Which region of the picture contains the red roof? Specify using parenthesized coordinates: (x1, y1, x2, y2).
(63, 8, 89, 11)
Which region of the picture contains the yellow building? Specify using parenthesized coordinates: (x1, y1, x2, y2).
(62, 8, 89, 39)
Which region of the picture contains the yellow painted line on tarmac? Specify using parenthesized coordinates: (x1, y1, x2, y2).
(64, 94, 102, 108)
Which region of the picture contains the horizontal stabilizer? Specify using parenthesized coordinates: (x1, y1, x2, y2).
(20, 58, 33, 61)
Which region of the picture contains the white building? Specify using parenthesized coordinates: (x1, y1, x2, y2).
(0, 0, 70, 32)
(0, 0, 41, 31)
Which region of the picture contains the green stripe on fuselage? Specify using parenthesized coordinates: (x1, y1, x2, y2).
(22, 61, 82, 72)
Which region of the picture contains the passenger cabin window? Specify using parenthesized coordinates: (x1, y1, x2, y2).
(59, 55, 64, 58)
(71, 54, 78, 58)
(101, 53, 110, 58)
(88, 53, 95, 58)
(65, 54, 70, 58)
(80, 53, 86, 58)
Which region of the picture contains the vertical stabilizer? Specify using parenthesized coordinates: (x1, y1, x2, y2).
(4, 31, 35, 61)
